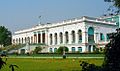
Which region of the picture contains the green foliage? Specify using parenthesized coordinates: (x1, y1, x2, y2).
(0, 57, 6, 69)
(4, 44, 25, 52)
(80, 61, 101, 71)
(9, 64, 19, 71)
(104, 0, 120, 14)
(80, 28, 120, 71)
(34, 46, 42, 54)
(0, 26, 12, 47)
(102, 28, 120, 71)
(57, 46, 69, 54)
(105, 0, 120, 8)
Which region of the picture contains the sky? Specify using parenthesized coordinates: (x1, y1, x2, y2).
(0, 0, 111, 33)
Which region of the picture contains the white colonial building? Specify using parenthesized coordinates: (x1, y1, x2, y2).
(12, 16, 118, 53)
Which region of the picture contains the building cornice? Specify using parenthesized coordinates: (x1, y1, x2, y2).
(14, 16, 116, 35)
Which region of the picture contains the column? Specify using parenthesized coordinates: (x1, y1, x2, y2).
(36, 32, 38, 43)
(40, 32, 43, 43)
(58, 33, 60, 45)
(45, 30, 48, 45)
(53, 34, 55, 45)
(91, 46, 93, 52)
(75, 32, 78, 44)
(63, 33, 65, 45)
(82, 32, 88, 43)
(69, 33, 72, 44)
(47, 34, 50, 45)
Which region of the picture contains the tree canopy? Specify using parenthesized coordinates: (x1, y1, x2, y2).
(104, 0, 120, 14)
(80, 28, 120, 71)
(0, 26, 12, 47)
(57, 46, 69, 54)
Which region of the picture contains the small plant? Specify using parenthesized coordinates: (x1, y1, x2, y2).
(0, 57, 6, 69)
(33, 46, 42, 54)
(9, 64, 19, 71)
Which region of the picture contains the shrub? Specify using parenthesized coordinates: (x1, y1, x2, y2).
(57, 46, 69, 54)
(33, 46, 42, 54)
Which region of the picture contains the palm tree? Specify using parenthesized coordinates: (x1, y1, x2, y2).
(9, 64, 19, 71)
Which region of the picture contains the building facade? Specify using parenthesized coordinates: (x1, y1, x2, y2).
(12, 16, 118, 53)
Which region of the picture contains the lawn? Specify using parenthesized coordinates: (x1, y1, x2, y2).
(1, 58, 104, 71)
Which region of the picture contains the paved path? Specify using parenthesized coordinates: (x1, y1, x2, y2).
(5, 56, 104, 59)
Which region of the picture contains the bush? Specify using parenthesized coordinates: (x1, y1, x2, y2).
(57, 46, 69, 54)
(33, 46, 42, 54)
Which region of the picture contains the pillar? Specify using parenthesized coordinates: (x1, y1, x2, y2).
(40, 32, 43, 43)
(75, 32, 78, 44)
(69, 33, 72, 44)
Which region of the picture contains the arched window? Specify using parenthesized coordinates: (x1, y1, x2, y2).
(78, 30, 82, 43)
(49, 48, 53, 53)
(54, 48, 57, 53)
(71, 30, 75, 43)
(88, 27, 94, 43)
(59, 32, 63, 44)
(54, 33, 57, 44)
(65, 31, 69, 43)
(78, 47, 82, 53)
(100, 33, 105, 41)
(72, 47, 76, 53)
(49, 34, 52, 45)
(106, 33, 110, 41)
(22, 38, 23, 44)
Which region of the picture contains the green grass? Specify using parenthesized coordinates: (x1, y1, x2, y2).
(9, 53, 104, 57)
(1, 58, 104, 71)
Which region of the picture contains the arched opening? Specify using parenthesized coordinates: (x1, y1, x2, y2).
(19, 38, 21, 44)
(50, 34, 53, 45)
(31, 36, 33, 44)
(100, 33, 105, 41)
(16, 38, 18, 44)
(59, 32, 63, 44)
(54, 48, 57, 53)
(88, 27, 94, 43)
(72, 47, 76, 53)
(65, 31, 69, 43)
(71, 30, 75, 43)
(22, 38, 23, 44)
(78, 29, 82, 43)
(49, 48, 53, 53)
(54, 33, 57, 44)
(78, 47, 82, 53)
(88, 45, 91, 52)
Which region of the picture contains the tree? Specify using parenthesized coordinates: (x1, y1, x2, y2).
(102, 28, 120, 71)
(0, 26, 12, 47)
(33, 46, 42, 54)
(80, 28, 120, 71)
(104, 0, 120, 14)
(105, 0, 120, 8)
(57, 46, 69, 54)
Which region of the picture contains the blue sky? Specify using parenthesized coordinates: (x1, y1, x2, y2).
(0, 0, 110, 33)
